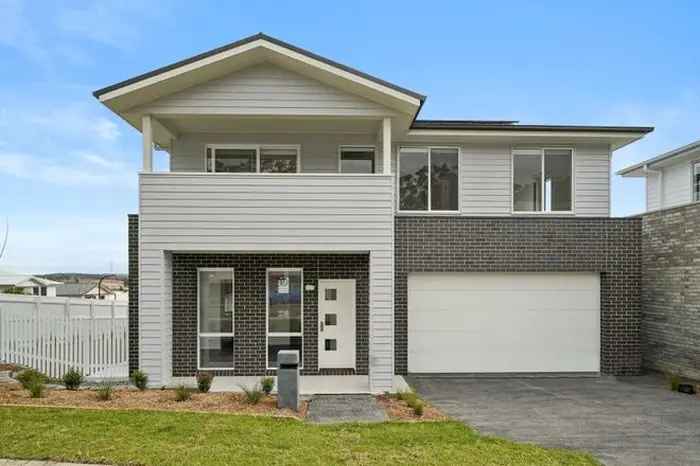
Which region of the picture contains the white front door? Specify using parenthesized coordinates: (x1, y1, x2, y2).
(318, 279, 356, 369)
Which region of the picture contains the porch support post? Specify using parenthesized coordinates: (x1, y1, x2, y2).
(142, 114, 153, 172)
(382, 117, 392, 174)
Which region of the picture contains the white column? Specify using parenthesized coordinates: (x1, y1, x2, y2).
(382, 117, 392, 175)
(142, 114, 153, 172)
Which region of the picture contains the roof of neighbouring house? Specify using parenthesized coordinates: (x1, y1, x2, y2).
(617, 138, 700, 177)
(55, 283, 113, 297)
(0, 273, 61, 287)
(410, 120, 653, 133)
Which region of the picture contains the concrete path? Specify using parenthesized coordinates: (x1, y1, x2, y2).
(408, 374, 700, 466)
(306, 394, 387, 424)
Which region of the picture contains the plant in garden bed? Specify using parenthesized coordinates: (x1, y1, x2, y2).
(396, 389, 425, 417)
(27, 378, 45, 398)
(15, 368, 47, 390)
(95, 384, 113, 401)
(240, 384, 264, 405)
(131, 370, 148, 391)
(196, 372, 213, 393)
(174, 385, 192, 402)
(260, 376, 274, 395)
(62, 368, 84, 391)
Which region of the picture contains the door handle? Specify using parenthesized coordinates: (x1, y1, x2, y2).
(320, 321, 324, 332)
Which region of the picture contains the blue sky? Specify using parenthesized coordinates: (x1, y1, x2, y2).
(0, 1, 698, 274)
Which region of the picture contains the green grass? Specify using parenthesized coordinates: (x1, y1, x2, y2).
(0, 406, 599, 465)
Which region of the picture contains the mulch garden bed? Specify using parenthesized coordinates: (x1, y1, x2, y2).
(376, 394, 447, 421)
(0, 382, 307, 419)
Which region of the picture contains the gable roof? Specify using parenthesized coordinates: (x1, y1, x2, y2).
(93, 33, 424, 119)
(55, 283, 112, 297)
(617, 138, 700, 176)
(0, 274, 61, 287)
(94, 33, 425, 103)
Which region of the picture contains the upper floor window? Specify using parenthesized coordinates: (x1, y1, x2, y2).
(340, 146, 375, 173)
(205, 145, 300, 173)
(513, 148, 573, 213)
(694, 161, 700, 202)
(398, 147, 459, 212)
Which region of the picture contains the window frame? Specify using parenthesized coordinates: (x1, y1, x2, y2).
(511, 147, 575, 215)
(204, 144, 301, 174)
(396, 145, 462, 213)
(338, 145, 376, 174)
(197, 267, 235, 371)
(265, 267, 304, 370)
(693, 160, 700, 203)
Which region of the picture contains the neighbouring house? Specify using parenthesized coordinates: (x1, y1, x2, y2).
(0, 273, 62, 297)
(618, 141, 700, 379)
(55, 283, 128, 301)
(617, 138, 700, 212)
(95, 33, 654, 391)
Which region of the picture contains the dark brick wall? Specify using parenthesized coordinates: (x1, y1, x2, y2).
(171, 253, 369, 377)
(641, 203, 700, 379)
(395, 216, 642, 376)
(127, 214, 139, 376)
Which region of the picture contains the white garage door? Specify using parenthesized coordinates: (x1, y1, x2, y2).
(408, 273, 600, 374)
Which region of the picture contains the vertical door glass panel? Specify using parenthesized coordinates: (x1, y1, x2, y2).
(324, 339, 337, 351)
(199, 271, 233, 333)
(324, 314, 337, 326)
(430, 148, 459, 211)
(340, 148, 375, 173)
(267, 336, 302, 368)
(206, 147, 213, 172)
(200, 336, 234, 369)
(260, 147, 298, 173)
(399, 149, 429, 210)
(215, 148, 256, 173)
(267, 270, 302, 333)
(544, 149, 572, 211)
(694, 162, 700, 202)
(513, 154, 543, 212)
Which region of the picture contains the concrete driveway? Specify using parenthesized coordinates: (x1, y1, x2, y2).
(408, 375, 700, 466)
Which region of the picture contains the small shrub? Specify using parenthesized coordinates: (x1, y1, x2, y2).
(174, 385, 192, 402)
(131, 370, 148, 391)
(396, 389, 418, 405)
(196, 372, 213, 393)
(27, 378, 45, 398)
(16, 368, 47, 389)
(96, 384, 113, 401)
(240, 384, 264, 405)
(62, 368, 84, 390)
(412, 399, 425, 416)
(260, 376, 274, 395)
(668, 373, 681, 391)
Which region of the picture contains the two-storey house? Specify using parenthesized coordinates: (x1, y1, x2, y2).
(95, 34, 653, 392)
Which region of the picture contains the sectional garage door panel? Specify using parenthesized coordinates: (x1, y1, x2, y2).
(407, 273, 600, 374)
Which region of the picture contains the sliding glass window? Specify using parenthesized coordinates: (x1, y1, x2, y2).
(267, 269, 303, 369)
(340, 146, 375, 173)
(399, 147, 459, 212)
(513, 149, 572, 213)
(205, 145, 300, 173)
(198, 269, 235, 369)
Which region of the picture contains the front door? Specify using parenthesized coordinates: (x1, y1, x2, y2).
(318, 279, 356, 369)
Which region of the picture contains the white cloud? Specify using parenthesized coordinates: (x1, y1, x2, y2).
(94, 119, 120, 141)
(0, 151, 134, 187)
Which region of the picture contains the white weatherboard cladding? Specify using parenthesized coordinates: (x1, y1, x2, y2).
(138, 64, 394, 117)
(407, 273, 601, 373)
(647, 174, 661, 211)
(662, 162, 692, 209)
(171, 133, 377, 173)
(392, 142, 611, 216)
(139, 173, 395, 391)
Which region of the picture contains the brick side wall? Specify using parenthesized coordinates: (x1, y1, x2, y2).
(171, 253, 369, 377)
(395, 216, 642, 376)
(641, 203, 700, 379)
(127, 214, 139, 376)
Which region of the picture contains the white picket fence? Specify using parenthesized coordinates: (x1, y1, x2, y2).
(0, 294, 128, 380)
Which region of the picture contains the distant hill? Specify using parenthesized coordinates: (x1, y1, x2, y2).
(38, 273, 128, 284)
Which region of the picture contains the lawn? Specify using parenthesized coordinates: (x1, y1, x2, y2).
(0, 406, 599, 466)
